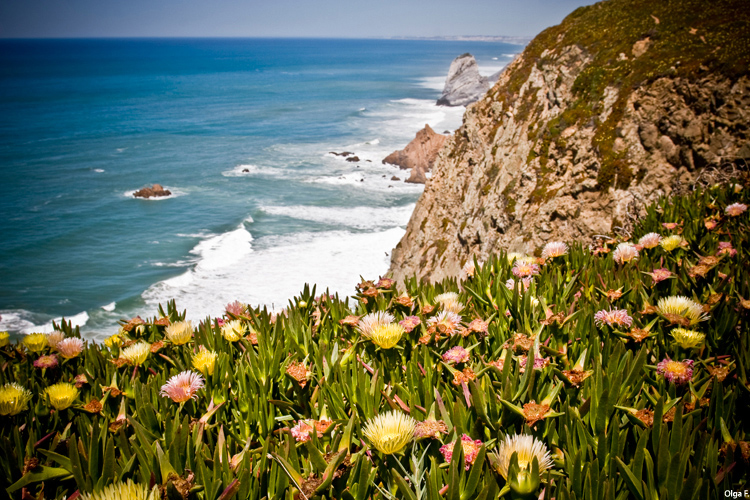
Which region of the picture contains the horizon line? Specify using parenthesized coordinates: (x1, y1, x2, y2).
(0, 35, 533, 43)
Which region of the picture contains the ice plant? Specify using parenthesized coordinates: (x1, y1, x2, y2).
(426, 311, 462, 336)
(647, 268, 672, 284)
(512, 260, 541, 278)
(0, 383, 33, 416)
(56, 337, 84, 359)
(0, 331, 8, 348)
(717, 241, 737, 257)
(104, 334, 122, 349)
(593, 308, 633, 328)
(493, 433, 553, 483)
(414, 418, 448, 439)
(33, 354, 59, 369)
(541, 241, 568, 259)
(442, 346, 470, 364)
(356, 311, 396, 337)
(638, 232, 662, 249)
(435, 292, 464, 313)
(612, 242, 639, 264)
(23, 333, 48, 353)
(366, 323, 405, 349)
(440, 434, 483, 470)
(657, 358, 694, 385)
(725, 202, 747, 216)
(671, 328, 706, 349)
(44, 382, 79, 410)
(461, 260, 479, 279)
(506, 277, 534, 292)
(46, 330, 65, 351)
(79, 479, 159, 500)
(362, 410, 416, 455)
(660, 235, 684, 252)
(165, 320, 193, 345)
(160, 370, 205, 403)
(656, 295, 709, 325)
(121, 342, 150, 365)
(221, 319, 247, 342)
(225, 300, 246, 317)
(192, 346, 217, 376)
(398, 316, 421, 333)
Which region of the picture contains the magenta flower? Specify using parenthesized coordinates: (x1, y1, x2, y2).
(442, 346, 470, 364)
(33, 354, 59, 369)
(440, 434, 483, 470)
(716, 241, 737, 257)
(225, 300, 245, 317)
(656, 358, 694, 385)
(594, 308, 633, 328)
(519, 355, 550, 372)
(398, 316, 421, 333)
(512, 261, 540, 278)
(159, 370, 205, 403)
(648, 268, 672, 283)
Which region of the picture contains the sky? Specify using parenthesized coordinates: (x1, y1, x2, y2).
(0, 0, 597, 39)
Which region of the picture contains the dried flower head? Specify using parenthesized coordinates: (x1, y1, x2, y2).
(725, 203, 747, 216)
(165, 321, 193, 345)
(398, 316, 421, 333)
(657, 358, 694, 385)
(56, 337, 84, 359)
(0, 383, 33, 416)
(442, 346, 470, 364)
(638, 232, 662, 249)
(468, 318, 489, 334)
(593, 308, 633, 329)
(440, 434, 483, 470)
(717, 241, 737, 257)
(44, 382, 79, 410)
(660, 235, 685, 252)
(367, 323, 405, 349)
(23, 333, 48, 353)
(671, 328, 705, 349)
(356, 311, 395, 337)
(394, 293, 414, 307)
(221, 319, 247, 342)
(414, 418, 448, 439)
(121, 342, 151, 365)
(192, 346, 217, 376)
(648, 268, 672, 284)
(541, 241, 568, 260)
(657, 296, 708, 325)
(362, 410, 416, 455)
(79, 479, 159, 500)
(33, 354, 59, 369)
(494, 434, 553, 480)
(662, 222, 680, 230)
(286, 361, 311, 387)
(613, 242, 639, 264)
(160, 370, 205, 403)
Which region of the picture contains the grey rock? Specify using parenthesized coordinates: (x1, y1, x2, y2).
(437, 54, 490, 107)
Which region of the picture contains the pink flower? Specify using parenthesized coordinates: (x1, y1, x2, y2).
(541, 241, 568, 260)
(160, 370, 205, 403)
(594, 308, 633, 328)
(290, 419, 331, 442)
(648, 268, 672, 283)
(512, 261, 541, 278)
(225, 301, 245, 317)
(717, 241, 737, 257)
(398, 316, 421, 333)
(33, 354, 59, 369)
(657, 358, 694, 385)
(662, 222, 680, 230)
(612, 243, 639, 264)
(519, 355, 550, 372)
(426, 311, 462, 336)
(442, 346, 470, 364)
(440, 434, 483, 470)
(638, 232, 661, 249)
(56, 338, 84, 359)
(725, 203, 747, 217)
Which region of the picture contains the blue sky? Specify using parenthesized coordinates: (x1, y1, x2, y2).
(0, 0, 597, 38)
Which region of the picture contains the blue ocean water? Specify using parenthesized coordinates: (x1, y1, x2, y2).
(0, 38, 521, 340)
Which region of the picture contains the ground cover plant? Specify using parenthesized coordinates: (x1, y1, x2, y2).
(1, 179, 749, 499)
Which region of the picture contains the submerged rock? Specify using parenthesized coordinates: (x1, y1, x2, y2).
(437, 54, 490, 107)
(383, 124, 448, 184)
(133, 184, 171, 199)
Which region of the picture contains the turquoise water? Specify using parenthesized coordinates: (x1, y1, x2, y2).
(0, 38, 521, 339)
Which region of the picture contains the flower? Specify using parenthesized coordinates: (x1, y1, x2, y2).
(104, 334, 122, 349)
(494, 434, 553, 481)
(519, 355, 550, 372)
(44, 382, 79, 410)
(376, 276, 395, 289)
(660, 235, 684, 252)
(394, 293, 414, 307)
(461, 260, 480, 279)
(468, 318, 489, 334)
(0, 383, 33, 416)
(725, 203, 747, 216)
(593, 308, 633, 328)
(192, 346, 217, 376)
(33, 354, 59, 369)
(79, 479, 159, 500)
(286, 361, 311, 387)
(506, 277, 534, 292)
(435, 292, 464, 314)
(121, 342, 151, 365)
(367, 323, 405, 349)
(442, 346, 470, 364)
(426, 311, 462, 336)
(671, 328, 706, 349)
(662, 222, 680, 230)
(440, 434, 483, 470)
(362, 410, 416, 455)
(657, 358, 694, 385)
(541, 241, 568, 259)
(56, 337, 84, 359)
(717, 241, 737, 257)
(225, 300, 246, 317)
(0, 331, 9, 348)
(612, 242, 639, 264)
(23, 333, 48, 353)
(647, 268, 672, 284)
(452, 367, 477, 385)
(160, 370, 205, 403)
(290, 419, 332, 442)
(414, 418, 448, 439)
(356, 311, 395, 337)
(638, 233, 662, 249)
(506, 252, 524, 263)
(398, 316, 421, 333)
(512, 260, 540, 278)
(165, 320, 193, 345)
(221, 319, 247, 342)
(46, 331, 66, 350)
(705, 218, 719, 230)
(656, 296, 708, 325)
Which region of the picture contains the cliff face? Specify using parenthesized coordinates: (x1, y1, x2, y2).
(390, 0, 750, 283)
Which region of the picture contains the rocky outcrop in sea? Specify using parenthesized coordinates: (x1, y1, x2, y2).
(382, 124, 448, 183)
(133, 184, 171, 199)
(436, 53, 490, 107)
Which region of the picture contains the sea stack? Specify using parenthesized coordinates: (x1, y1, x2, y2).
(382, 124, 448, 184)
(133, 184, 171, 199)
(437, 53, 490, 107)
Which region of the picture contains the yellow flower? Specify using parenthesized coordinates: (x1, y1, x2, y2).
(44, 382, 79, 410)
(23, 333, 48, 353)
(0, 383, 33, 416)
(434, 292, 464, 314)
(121, 342, 151, 365)
(493, 433, 553, 480)
(657, 296, 709, 325)
(660, 235, 684, 252)
(79, 479, 159, 500)
(192, 347, 217, 376)
(363, 410, 416, 455)
(671, 328, 705, 349)
(165, 320, 193, 345)
(104, 334, 123, 349)
(367, 323, 405, 349)
(0, 331, 9, 348)
(221, 320, 246, 342)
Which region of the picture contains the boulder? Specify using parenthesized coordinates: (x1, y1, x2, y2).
(382, 124, 448, 184)
(133, 184, 171, 199)
(345, 156, 360, 162)
(437, 54, 490, 107)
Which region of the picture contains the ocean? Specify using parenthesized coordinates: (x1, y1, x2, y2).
(0, 38, 522, 341)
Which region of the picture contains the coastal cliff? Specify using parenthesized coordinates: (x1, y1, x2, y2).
(391, 0, 750, 283)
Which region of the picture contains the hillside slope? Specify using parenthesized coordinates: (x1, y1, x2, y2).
(390, 0, 750, 283)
